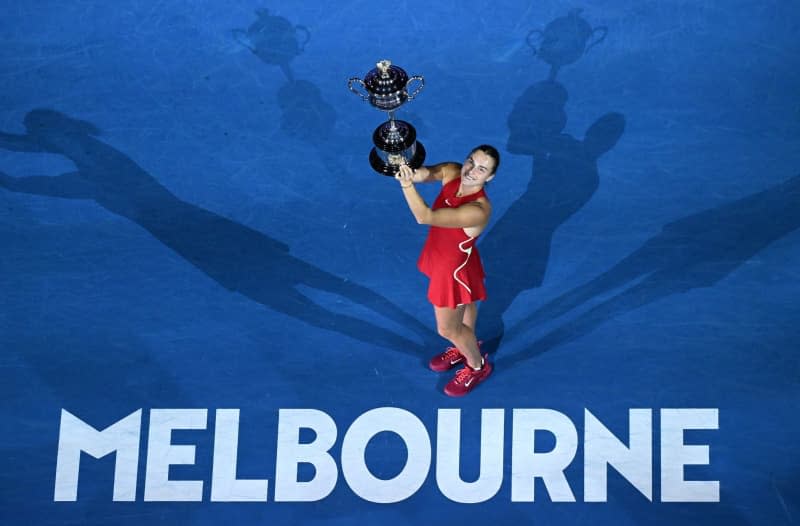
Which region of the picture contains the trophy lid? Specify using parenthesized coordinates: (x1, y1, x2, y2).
(363, 59, 410, 97)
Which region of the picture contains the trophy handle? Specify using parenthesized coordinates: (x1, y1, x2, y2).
(295, 25, 311, 51)
(526, 29, 544, 55)
(347, 77, 370, 101)
(406, 75, 425, 101)
(585, 26, 608, 53)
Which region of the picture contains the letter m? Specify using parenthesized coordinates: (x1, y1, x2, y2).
(54, 409, 142, 501)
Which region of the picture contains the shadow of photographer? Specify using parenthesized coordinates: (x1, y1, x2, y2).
(500, 173, 800, 367)
(0, 109, 432, 355)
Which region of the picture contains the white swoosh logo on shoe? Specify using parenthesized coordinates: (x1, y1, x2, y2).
(450, 358, 462, 364)
(465, 377, 474, 387)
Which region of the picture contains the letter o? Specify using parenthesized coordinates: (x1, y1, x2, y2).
(341, 408, 431, 503)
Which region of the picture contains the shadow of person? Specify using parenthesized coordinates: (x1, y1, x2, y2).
(277, 79, 336, 143)
(0, 109, 433, 355)
(275, 77, 371, 184)
(500, 173, 800, 367)
(232, 9, 342, 152)
(479, 79, 625, 352)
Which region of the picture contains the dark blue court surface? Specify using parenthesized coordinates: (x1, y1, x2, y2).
(2, 2, 799, 525)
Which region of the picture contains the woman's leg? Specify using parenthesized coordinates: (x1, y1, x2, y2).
(461, 302, 478, 330)
(434, 304, 482, 369)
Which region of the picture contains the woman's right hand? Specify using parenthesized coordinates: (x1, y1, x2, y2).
(396, 164, 415, 188)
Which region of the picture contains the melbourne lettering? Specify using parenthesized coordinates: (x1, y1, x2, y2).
(54, 407, 719, 503)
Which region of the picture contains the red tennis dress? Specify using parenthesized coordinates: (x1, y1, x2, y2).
(417, 178, 488, 308)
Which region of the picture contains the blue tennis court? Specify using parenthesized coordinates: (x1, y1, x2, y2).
(1, 2, 799, 524)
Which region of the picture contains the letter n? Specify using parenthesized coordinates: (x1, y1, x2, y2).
(584, 409, 652, 501)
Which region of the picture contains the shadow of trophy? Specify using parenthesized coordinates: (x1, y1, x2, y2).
(232, 8, 310, 81)
(347, 60, 426, 176)
(527, 8, 607, 80)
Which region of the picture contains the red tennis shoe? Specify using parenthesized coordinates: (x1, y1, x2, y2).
(429, 346, 464, 372)
(444, 354, 492, 397)
(428, 341, 482, 372)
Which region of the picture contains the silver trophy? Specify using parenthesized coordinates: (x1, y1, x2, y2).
(348, 59, 426, 176)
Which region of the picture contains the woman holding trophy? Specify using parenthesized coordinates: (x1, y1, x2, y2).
(349, 60, 498, 396)
(396, 147, 499, 397)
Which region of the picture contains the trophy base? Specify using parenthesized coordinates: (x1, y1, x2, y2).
(369, 142, 426, 177)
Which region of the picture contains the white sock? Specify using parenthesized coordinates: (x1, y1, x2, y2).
(471, 357, 484, 371)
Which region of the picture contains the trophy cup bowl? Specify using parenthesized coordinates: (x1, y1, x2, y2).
(348, 59, 426, 176)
